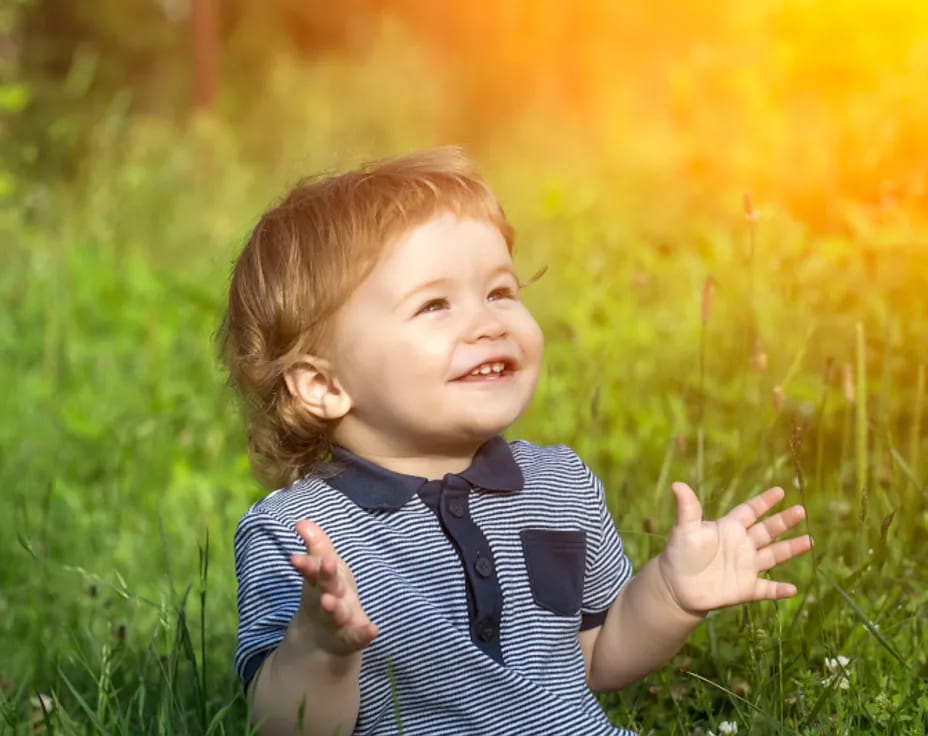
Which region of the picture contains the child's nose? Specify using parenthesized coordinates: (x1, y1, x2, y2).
(464, 303, 507, 342)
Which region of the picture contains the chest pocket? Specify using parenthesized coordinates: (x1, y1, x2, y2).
(519, 529, 586, 616)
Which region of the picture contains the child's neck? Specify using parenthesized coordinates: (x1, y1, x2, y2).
(334, 430, 482, 480)
(361, 451, 475, 480)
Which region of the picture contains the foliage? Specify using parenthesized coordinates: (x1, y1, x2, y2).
(2, 9, 928, 735)
(10, 0, 928, 223)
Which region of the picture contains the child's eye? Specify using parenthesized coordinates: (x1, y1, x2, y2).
(416, 298, 449, 315)
(488, 286, 517, 301)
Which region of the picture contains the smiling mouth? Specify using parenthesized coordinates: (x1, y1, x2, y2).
(454, 360, 515, 382)
(470, 360, 507, 376)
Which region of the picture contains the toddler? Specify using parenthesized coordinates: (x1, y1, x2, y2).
(221, 147, 811, 735)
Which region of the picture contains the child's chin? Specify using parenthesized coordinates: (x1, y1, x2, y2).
(459, 416, 520, 440)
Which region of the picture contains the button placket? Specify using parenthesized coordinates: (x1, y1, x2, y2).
(437, 482, 504, 662)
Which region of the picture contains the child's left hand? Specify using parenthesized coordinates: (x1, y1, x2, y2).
(658, 482, 812, 616)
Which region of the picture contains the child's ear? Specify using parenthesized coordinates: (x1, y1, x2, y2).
(284, 356, 353, 421)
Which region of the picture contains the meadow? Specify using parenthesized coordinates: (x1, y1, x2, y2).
(2, 18, 928, 734)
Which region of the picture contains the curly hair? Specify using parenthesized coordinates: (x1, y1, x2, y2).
(218, 146, 514, 489)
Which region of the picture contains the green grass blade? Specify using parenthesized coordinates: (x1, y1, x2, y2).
(57, 670, 113, 735)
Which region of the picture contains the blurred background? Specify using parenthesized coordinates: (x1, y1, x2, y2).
(5, 0, 928, 226)
(2, 0, 927, 732)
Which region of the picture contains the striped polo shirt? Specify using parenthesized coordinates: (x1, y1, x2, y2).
(234, 437, 636, 735)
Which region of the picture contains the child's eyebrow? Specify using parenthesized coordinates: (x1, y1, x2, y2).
(488, 264, 518, 280)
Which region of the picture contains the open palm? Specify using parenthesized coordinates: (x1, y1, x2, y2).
(291, 520, 379, 655)
(658, 482, 812, 615)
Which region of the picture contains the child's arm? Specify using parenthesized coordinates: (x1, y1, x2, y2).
(250, 521, 378, 736)
(584, 482, 810, 692)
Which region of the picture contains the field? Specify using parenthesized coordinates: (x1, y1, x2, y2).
(2, 7, 928, 734)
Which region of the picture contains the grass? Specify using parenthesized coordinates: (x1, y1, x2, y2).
(2, 52, 928, 735)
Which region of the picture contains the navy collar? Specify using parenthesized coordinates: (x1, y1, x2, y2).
(326, 435, 524, 511)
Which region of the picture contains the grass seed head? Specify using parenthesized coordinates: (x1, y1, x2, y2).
(842, 363, 855, 403)
(729, 678, 750, 696)
(772, 386, 785, 413)
(823, 356, 835, 384)
(701, 276, 716, 325)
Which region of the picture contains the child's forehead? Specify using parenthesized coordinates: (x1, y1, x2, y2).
(354, 214, 514, 301)
(382, 213, 511, 266)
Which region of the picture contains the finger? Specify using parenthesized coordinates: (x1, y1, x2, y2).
(318, 557, 346, 598)
(756, 534, 813, 571)
(320, 592, 347, 624)
(342, 620, 380, 650)
(726, 486, 786, 527)
(748, 505, 807, 548)
(290, 553, 323, 585)
(294, 520, 337, 557)
(317, 593, 379, 650)
(753, 578, 798, 601)
(321, 592, 367, 632)
(671, 482, 703, 527)
(350, 621, 379, 648)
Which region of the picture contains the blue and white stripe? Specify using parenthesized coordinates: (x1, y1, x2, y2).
(234, 441, 636, 735)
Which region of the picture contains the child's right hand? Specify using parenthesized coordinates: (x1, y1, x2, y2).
(291, 520, 379, 655)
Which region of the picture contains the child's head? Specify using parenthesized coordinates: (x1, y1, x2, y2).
(220, 146, 542, 488)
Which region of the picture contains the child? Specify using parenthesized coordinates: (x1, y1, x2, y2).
(221, 147, 811, 735)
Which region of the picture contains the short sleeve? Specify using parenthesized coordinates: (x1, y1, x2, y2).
(232, 507, 305, 691)
(575, 455, 632, 619)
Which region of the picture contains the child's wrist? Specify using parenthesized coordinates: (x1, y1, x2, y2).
(650, 555, 708, 622)
(287, 608, 364, 664)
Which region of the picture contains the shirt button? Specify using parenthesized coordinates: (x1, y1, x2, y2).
(475, 555, 494, 577)
(476, 617, 497, 642)
(448, 498, 466, 518)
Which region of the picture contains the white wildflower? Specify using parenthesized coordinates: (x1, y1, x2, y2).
(824, 655, 852, 690)
(719, 722, 739, 735)
(29, 693, 55, 712)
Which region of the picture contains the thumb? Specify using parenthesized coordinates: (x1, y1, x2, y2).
(294, 519, 336, 556)
(671, 482, 703, 527)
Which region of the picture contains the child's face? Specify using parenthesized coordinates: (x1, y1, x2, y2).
(327, 212, 543, 460)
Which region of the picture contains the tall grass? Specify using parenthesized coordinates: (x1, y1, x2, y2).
(3, 44, 928, 735)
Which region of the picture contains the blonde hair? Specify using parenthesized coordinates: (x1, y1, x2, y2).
(219, 146, 514, 489)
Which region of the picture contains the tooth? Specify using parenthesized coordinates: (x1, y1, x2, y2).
(470, 368, 480, 375)
(479, 364, 492, 374)
(493, 362, 504, 372)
